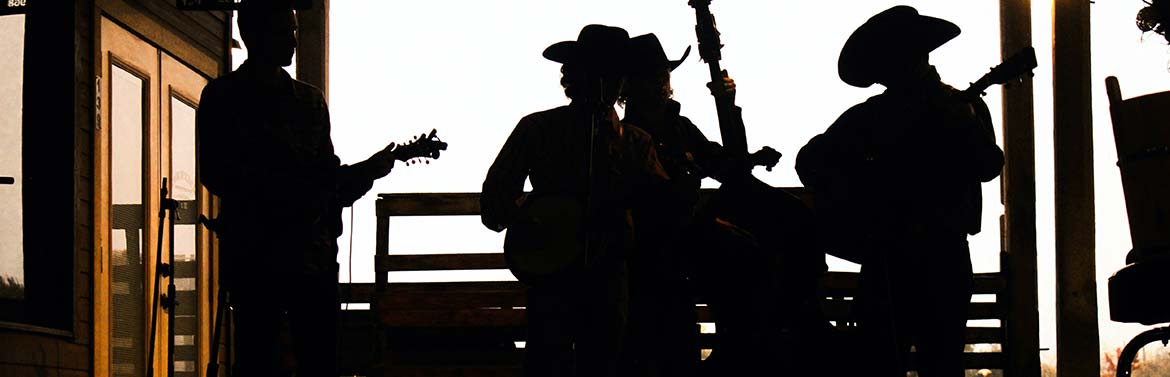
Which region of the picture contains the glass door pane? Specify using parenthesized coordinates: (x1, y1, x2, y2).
(0, 14, 24, 302)
(110, 64, 146, 377)
(170, 96, 199, 377)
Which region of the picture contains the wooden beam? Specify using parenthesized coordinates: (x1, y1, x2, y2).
(998, 0, 1041, 376)
(1053, 0, 1100, 375)
(295, 0, 328, 99)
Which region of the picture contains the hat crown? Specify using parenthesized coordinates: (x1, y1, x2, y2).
(576, 24, 630, 48)
(837, 5, 960, 87)
(628, 33, 690, 72)
(543, 24, 631, 70)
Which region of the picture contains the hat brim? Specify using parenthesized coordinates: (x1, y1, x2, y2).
(667, 45, 692, 71)
(839, 12, 960, 88)
(543, 41, 628, 73)
(543, 41, 578, 64)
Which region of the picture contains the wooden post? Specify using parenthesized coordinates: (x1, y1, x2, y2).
(296, 0, 328, 99)
(1053, 0, 1100, 375)
(999, 1, 1041, 375)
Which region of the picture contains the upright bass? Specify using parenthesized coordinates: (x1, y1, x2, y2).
(685, 1, 830, 373)
(687, 0, 821, 274)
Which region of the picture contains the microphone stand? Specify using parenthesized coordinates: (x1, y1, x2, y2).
(203, 213, 229, 377)
(147, 178, 178, 377)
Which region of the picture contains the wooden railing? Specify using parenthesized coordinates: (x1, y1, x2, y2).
(336, 190, 1011, 376)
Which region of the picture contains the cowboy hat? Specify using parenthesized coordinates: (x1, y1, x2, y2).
(627, 33, 692, 73)
(838, 6, 960, 88)
(543, 24, 631, 72)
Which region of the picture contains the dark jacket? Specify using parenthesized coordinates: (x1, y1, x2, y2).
(796, 73, 1003, 256)
(481, 102, 668, 263)
(623, 100, 726, 219)
(198, 61, 385, 282)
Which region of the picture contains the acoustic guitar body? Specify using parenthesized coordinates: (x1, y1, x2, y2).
(503, 194, 589, 286)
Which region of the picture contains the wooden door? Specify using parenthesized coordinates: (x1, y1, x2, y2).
(96, 16, 210, 377)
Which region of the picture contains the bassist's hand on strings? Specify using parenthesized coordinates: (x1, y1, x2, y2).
(706, 70, 736, 100)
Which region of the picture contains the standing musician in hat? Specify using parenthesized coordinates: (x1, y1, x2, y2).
(795, 6, 1004, 376)
(619, 33, 793, 377)
(481, 24, 668, 377)
(198, 1, 401, 375)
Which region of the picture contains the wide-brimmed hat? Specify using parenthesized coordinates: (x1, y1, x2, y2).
(627, 33, 691, 73)
(544, 24, 631, 72)
(838, 6, 960, 88)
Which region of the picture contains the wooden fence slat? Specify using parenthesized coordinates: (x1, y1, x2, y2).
(820, 272, 1006, 296)
(379, 291, 527, 310)
(378, 308, 527, 327)
(382, 253, 509, 271)
(382, 366, 522, 377)
(378, 193, 482, 217)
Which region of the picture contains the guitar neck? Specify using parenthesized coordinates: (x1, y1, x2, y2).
(963, 77, 994, 98)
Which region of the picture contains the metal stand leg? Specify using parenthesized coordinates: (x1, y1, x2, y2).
(206, 287, 229, 377)
(1116, 326, 1170, 377)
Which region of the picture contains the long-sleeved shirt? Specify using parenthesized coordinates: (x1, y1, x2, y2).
(795, 70, 1004, 255)
(481, 102, 668, 262)
(197, 60, 387, 280)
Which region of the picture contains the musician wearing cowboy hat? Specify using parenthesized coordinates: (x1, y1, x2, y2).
(619, 32, 808, 377)
(795, 6, 1004, 376)
(481, 24, 668, 377)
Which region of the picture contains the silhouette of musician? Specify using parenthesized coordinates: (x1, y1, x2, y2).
(619, 33, 784, 377)
(480, 25, 668, 377)
(197, 1, 400, 375)
(796, 6, 1004, 376)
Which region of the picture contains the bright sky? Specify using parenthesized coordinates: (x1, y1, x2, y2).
(227, 0, 1170, 364)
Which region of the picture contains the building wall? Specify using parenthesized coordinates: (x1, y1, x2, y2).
(0, 1, 227, 376)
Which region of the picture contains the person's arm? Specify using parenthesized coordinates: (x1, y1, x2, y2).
(795, 105, 868, 189)
(197, 82, 240, 198)
(966, 98, 1005, 183)
(481, 116, 536, 232)
(308, 99, 396, 208)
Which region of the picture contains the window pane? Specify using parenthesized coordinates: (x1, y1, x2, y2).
(170, 97, 199, 377)
(0, 14, 24, 301)
(111, 64, 145, 377)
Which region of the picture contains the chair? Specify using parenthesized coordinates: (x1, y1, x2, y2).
(1104, 76, 1170, 376)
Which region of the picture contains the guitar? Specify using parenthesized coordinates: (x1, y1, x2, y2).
(503, 194, 588, 286)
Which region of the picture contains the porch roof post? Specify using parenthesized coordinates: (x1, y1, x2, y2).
(999, 0, 1041, 375)
(1053, 0, 1101, 375)
(296, 0, 329, 100)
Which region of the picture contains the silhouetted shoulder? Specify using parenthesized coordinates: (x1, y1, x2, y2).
(522, 105, 573, 125)
(290, 77, 327, 106)
(823, 100, 877, 135)
(200, 70, 245, 99)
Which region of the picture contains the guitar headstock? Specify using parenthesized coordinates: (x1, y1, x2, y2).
(393, 129, 448, 166)
(967, 46, 1038, 96)
(987, 46, 1037, 86)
